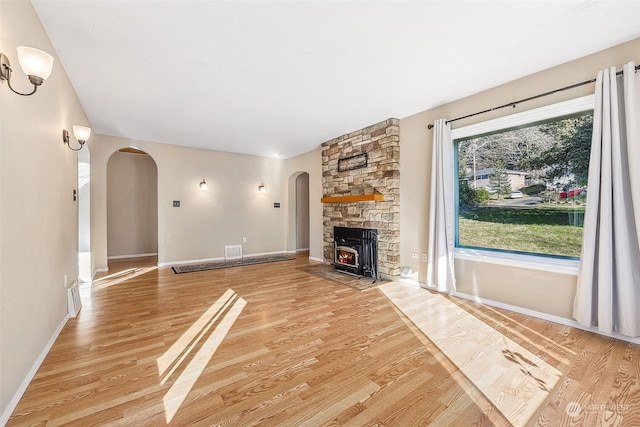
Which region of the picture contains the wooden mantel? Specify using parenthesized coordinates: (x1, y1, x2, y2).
(320, 193, 384, 203)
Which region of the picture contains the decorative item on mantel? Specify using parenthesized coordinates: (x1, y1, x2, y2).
(338, 153, 368, 172)
(321, 191, 384, 203)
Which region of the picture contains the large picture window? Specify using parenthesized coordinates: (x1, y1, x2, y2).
(453, 96, 594, 261)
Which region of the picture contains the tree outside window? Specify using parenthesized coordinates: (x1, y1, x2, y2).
(455, 111, 592, 258)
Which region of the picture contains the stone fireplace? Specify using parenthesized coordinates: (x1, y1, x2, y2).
(321, 118, 400, 279)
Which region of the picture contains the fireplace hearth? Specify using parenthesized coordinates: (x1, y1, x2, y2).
(333, 226, 378, 280)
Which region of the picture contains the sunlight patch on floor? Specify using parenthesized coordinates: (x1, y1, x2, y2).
(479, 302, 577, 358)
(159, 289, 247, 423)
(157, 289, 235, 381)
(379, 282, 562, 426)
(90, 266, 157, 291)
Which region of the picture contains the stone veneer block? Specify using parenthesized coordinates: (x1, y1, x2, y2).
(321, 118, 400, 279)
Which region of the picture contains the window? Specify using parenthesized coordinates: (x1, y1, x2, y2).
(452, 96, 594, 267)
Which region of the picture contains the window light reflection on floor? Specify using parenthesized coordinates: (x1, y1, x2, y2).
(158, 289, 247, 423)
(379, 282, 562, 426)
(90, 266, 158, 291)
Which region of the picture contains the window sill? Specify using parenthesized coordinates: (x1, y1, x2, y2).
(454, 248, 579, 276)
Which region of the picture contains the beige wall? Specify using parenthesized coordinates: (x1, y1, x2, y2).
(91, 139, 323, 269)
(0, 0, 90, 418)
(400, 37, 640, 318)
(107, 151, 158, 257)
(92, 135, 290, 269)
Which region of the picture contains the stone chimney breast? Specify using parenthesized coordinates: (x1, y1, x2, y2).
(321, 118, 400, 279)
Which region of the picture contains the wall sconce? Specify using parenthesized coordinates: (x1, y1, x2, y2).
(0, 46, 54, 96)
(199, 179, 208, 190)
(63, 125, 91, 151)
(258, 183, 266, 193)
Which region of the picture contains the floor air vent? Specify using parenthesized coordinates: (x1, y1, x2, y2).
(224, 245, 243, 260)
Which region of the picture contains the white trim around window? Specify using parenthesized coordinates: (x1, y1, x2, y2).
(455, 247, 580, 275)
(451, 94, 595, 140)
(451, 94, 594, 276)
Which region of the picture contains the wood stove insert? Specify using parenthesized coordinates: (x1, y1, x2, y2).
(333, 226, 378, 280)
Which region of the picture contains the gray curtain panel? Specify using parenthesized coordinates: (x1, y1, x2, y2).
(574, 62, 640, 337)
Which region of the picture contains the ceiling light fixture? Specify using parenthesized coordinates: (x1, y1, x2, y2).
(63, 125, 91, 151)
(199, 179, 208, 190)
(0, 46, 54, 96)
(258, 183, 266, 193)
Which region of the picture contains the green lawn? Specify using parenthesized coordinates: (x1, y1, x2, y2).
(458, 206, 584, 257)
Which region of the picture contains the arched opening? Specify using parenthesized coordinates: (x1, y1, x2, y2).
(106, 147, 158, 263)
(287, 171, 310, 254)
(295, 172, 310, 251)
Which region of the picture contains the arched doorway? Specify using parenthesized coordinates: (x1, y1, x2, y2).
(106, 148, 158, 261)
(295, 172, 310, 251)
(287, 171, 310, 253)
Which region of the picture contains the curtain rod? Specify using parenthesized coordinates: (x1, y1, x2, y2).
(427, 64, 640, 130)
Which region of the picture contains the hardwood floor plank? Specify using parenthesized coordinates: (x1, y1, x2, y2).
(7, 254, 640, 426)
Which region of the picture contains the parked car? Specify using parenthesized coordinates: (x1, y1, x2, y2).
(510, 191, 523, 199)
(559, 188, 586, 199)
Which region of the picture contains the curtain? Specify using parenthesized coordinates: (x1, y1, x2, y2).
(574, 62, 640, 337)
(426, 119, 456, 292)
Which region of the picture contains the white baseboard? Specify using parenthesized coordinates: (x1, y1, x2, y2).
(245, 250, 287, 258)
(309, 256, 324, 263)
(450, 290, 640, 345)
(158, 256, 225, 267)
(107, 253, 158, 260)
(93, 267, 108, 276)
(157, 251, 288, 267)
(1, 314, 69, 425)
(396, 279, 639, 345)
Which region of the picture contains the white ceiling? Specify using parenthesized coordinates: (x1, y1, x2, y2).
(32, 1, 640, 159)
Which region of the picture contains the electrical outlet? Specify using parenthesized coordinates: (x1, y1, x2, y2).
(242, 237, 247, 243)
(173, 200, 180, 207)
(411, 252, 419, 259)
(421, 253, 427, 262)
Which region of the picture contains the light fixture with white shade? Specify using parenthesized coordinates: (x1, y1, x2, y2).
(63, 125, 91, 151)
(0, 46, 54, 96)
(199, 179, 208, 190)
(258, 183, 266, 193)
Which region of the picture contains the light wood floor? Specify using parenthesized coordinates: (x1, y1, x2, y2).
(8, 254, 640, 426)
